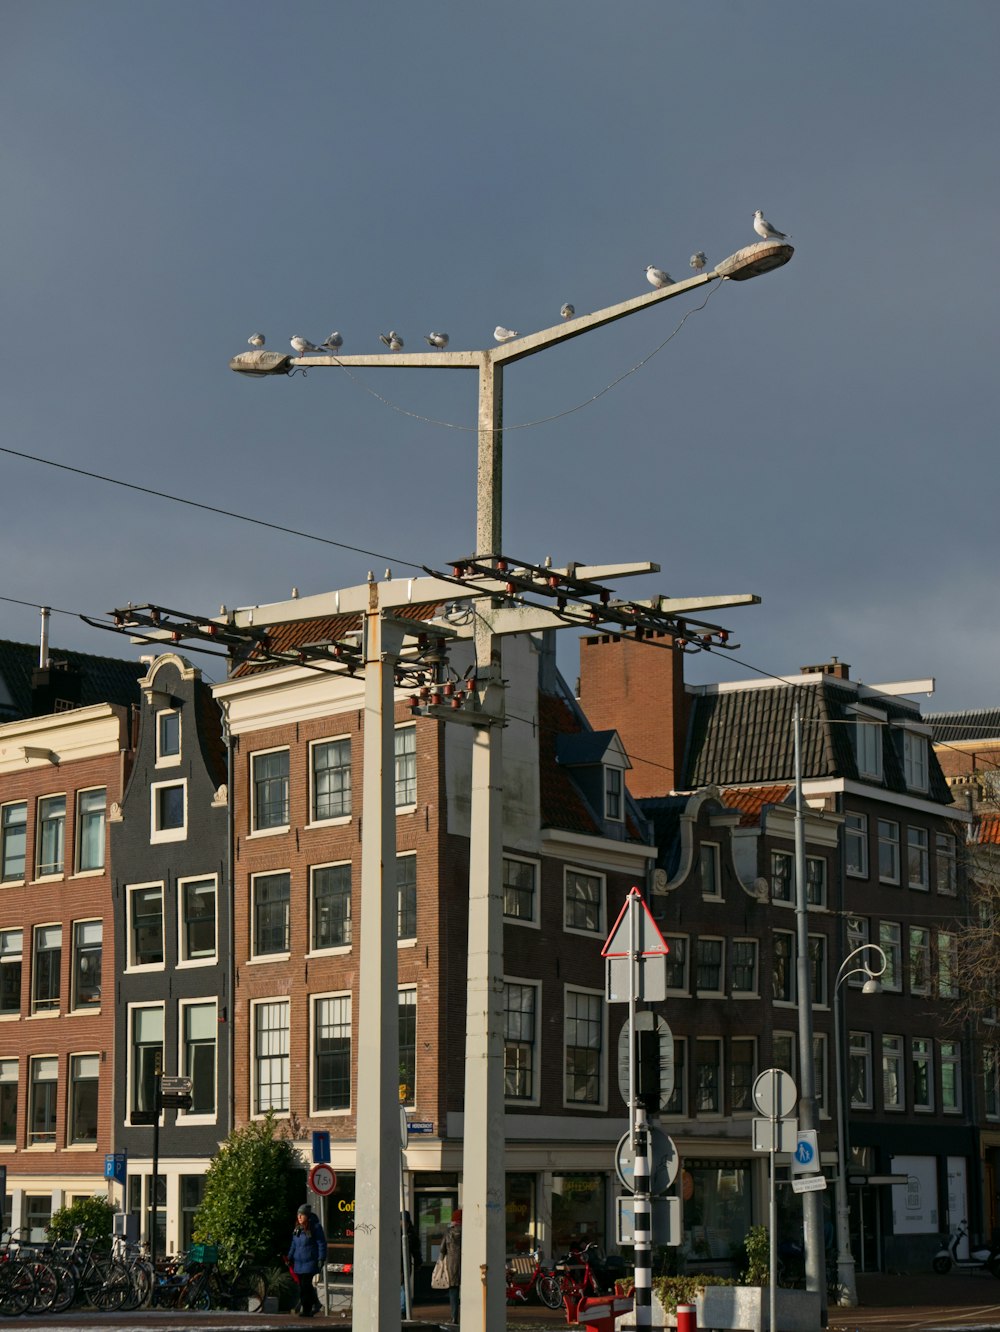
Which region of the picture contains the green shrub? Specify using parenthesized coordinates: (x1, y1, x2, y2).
(741, 1224, 771, 1286)
(47, 1196, 116, 1248)
(647, 1274, 737, 1313)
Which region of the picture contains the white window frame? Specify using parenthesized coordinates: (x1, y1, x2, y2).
(74, 787, 107, 874)
(149, 778, 187, 844)
(563, 866, 605, 937)
(878, 819, 900, 884)
(0, 1057, 19, 1146)
(562, 985, 606, 1111)
(249, 747, 290, 835)
(911, 1037, 934, 1111)
(156, 709, 181, 766)
(907, 826, 929, 891)
(694, 1036, 723, 1115)
(250, 870, 291, 960)
(808, 933, 828, 1006)
(771, 849, 793, 904)
(729, 1036, 756, 1114)
(604, 765, 624, 822)
(127, 882, 165, 971)
(177, 875, 217, 966)
(937, 931, 956, 999)
(936, 832, 957, 896)
(504, 976, 541, 1107)
(846, 916, 870, 986)
(940, 1040, 961, 1114)
(28, 1054, 58, 1147)
(731, 938, 758, 997)
(70, 919, 102, 1011)
(178, 998, 218, 1123)
(909, 925, 931, 996)
(903, 729, 929, 793)
(694, 936, 725, 996)
(1, 800, 27, 883)
(849, 1031, 873, 1109)
(127, 1002, 164, 1121)
(398, 986, 417, 1109)
(0, 928, 23, 1018)
(502, 855, 540, 927)
(882, 1034, 904, 1111)
(773, 930, 796, 1005)
(814, 1032, 829, 1117)
(844, 812, 868, 878)
(394, 726, 417, 810)
(310, 861, 353, 954)
(311, 991, 352, 1116)
(879, 921, 902, 992)
(309, 735, 352, 825)
(854, 709, 884, 780)
(31, 924, 62, 1015)
(35, 794, 66, 878)
(251, 998, 289, 1118)
(665, 934, 689, 994)
(806, 856, 826, 908)
(699, 842, 722, 900)
(68, 1051, 100, 1146)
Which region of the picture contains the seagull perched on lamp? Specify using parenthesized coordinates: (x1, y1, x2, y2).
(321, 332, 344, 353)
(248, 332, 265, 347)
(290, 335, 320, 355)
(493, 325, 517, 342)
(645, 265, 672, 289)
(689, 252, 707, 273)
(753, 209, 791, 240)
(424, 332, 449, 349)
(379, 331, 404, 351)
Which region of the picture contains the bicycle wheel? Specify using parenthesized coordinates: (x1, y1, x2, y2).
(90, 1260, 130, 1312)
(47, 1261, 78, 1313)
(232, 1266, 269, 1313)
(0, 1261, 37, 1317)
(181, 1275, 212, 1311)
(537, 1272, 563, 1309)
(29, 1259, 59, 1313)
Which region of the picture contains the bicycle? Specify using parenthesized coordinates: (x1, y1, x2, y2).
(505, 1250, 562, 1309)
(207, 1256, 270, 1312)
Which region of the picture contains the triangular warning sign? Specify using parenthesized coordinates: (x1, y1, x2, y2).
(601, 886, 670, 957)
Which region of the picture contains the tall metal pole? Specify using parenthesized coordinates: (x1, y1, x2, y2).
(832, 972, 856, 1306)
(353, 599, 404, 1332)
(630, 895, 652, 1328)
(793, 708, 826, 1313)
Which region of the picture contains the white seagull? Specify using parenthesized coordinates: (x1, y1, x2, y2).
(290, 335, 319, 355)
(424, 332, 449, 349)
(379, 331, 404, 351)
(321, 332, 344, 353)
(560, 303, 575, 319)
(248, 332, 265, 347)
(493, 325, 518, 342)
(689, 252, 708, 273)
(645, 265, 672, 289)
(753, 209, 791, 240)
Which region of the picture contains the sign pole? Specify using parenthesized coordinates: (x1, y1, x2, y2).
(630, 894, 651, 1329)
(768, 1070, 777, 1332)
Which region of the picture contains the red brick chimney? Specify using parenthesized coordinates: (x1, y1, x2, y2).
(577, 632, 687, 798)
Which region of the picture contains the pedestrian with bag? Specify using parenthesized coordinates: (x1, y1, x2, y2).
(433, 1208, 462, 1324)
(288, 1201, 327, 1318)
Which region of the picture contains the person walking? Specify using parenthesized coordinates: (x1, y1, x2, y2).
(438, 1208, 462, 1324)
(288, 1201, 327, 1318)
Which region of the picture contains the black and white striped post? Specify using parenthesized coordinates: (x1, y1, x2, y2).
(628, 893, 653, 1327)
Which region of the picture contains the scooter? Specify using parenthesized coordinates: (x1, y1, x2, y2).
(932, 1222, 1000, 1277)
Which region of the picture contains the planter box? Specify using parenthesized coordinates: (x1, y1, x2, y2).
(623, 1286, 821, 1332)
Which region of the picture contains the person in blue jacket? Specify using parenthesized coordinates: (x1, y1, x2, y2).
(288, 1202, 327, 1318)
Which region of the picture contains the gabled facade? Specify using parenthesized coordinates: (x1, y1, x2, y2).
(110, 654, 229, 1255)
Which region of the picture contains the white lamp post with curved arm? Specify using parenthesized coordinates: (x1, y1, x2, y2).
(832, 943, 887, 1306)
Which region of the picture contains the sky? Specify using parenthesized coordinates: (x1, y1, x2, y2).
(3, 2, 999, 714)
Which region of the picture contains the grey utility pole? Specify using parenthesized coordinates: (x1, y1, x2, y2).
(231, 237, 793, 1332)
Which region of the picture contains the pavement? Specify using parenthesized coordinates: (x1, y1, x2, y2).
(4, 1272, 1000, 1330)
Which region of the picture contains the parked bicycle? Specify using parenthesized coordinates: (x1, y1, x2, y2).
(553, 1241, 626, 1305)
(505, 1250, 562, 1309)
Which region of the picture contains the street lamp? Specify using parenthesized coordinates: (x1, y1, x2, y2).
(230, 237, 793, 1332)
(831, 943, 887, 1306)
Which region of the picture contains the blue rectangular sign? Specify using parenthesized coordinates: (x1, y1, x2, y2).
(312, 1129, 331, 1164)
(407, 1121, 434, 1135)
(104, 1152, 127, 1184)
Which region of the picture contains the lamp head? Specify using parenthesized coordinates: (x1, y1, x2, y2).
(862, 977, 880, 995)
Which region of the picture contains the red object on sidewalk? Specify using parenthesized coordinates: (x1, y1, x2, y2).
(566, 1293, 635, 1332)
(677, 1301, 698, 1332)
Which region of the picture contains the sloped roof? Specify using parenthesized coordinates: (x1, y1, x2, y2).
(720, 784, 794, 826)
(556, 729, 624, 768)
(971, 814, 1000, 845)
(538, 692, 604, 837)
(926, 709, 1000, 745)
(684, 678, 952, 804)
(0, 638, 143, 722)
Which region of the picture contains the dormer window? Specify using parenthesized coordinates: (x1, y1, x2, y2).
(854, 709, 884, 781)
(157, 710, 181, 765)
(604, 766, 623, 822)
(902, 730, 929, 793)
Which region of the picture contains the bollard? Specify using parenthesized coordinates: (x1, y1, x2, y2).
(677, 1303, 698, 1332)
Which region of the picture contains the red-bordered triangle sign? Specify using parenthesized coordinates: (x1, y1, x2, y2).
(601, 886, 670, 958)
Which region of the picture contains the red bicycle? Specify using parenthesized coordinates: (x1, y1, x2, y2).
(505, 1250, 562, 1309)
(553, 1241, 625, 1307)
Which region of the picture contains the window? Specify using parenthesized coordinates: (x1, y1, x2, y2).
(564, 988, 603, 1105)
(699, 843, 721, 898)
(936, 833, 957, 895)
(909, 926, 931, 995)
(730, 1038, 755, 1112)
(251, 749, 289, 831)
(846, 916, 870, 986)
(179, 878, 216, 961)
(940, 1041, 961, 1113)
(180, 1176, 206, 1252)
(0, 1059, 17, 1144)
(912, 1038, 933, 1110)
(879, 922, 902, 991)
(76, 788, 106, 872)
(937, 931, 956, 999)
(844, 812, 868, 878)
(254, 1000, 289, 1114)
(312, 863, 352, 950)
(394, 727, 416, 808)
(564, 868, 604, 934)
(813, 1034, 828, 1115)
(313, 994, 351, 1112)
(399, 989, 416, 1105)
(605, 766, 623, 822)
(129, 885, 164, 967)
(806, 857, 826, 907)
(311, 738, 351, 821)
(855, 715, 883, 780)
(71, 921, 102, 1009)
(849, 1032, 873, 1108)
(907, 827, 929, 891)
(772, 1032, 796, 1079)
(903, 731, 929, 792)
(150, 780, 186, 842)
(808, 934, 827, 1005)
(773, 931, 795, 1003)
(181, 1002, 217, 1116)
(32, 925, 61, 1013)
(252, 872, 290, 956)
(878, 820, 899, 883)
(732, 939, 758, 995)
(984, 1048, 1000, 1120)
(36, 795, 65, 876)
(665, 936, 689, 993)
(157, 710, 180, 763)
(664, 1038, 686, 1115)
(882, 1035, 904, 1110)
(503, 857, 537, 923)
(695, 937, 724, 993)
(69, 1054, 99, 1144)
(504, 981, 538, 1101)
(397, 854, 416, 940)
(28, 1056, 58, 1145)
(1, 802, 27, 881)
(0, 930, 22, 1015)
(695, 1037, 722, 1113)
(131, 1005, 164, 1113)
(771, 850, 792, 902)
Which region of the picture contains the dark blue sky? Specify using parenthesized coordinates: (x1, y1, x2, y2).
(3, 2, 998, 711)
